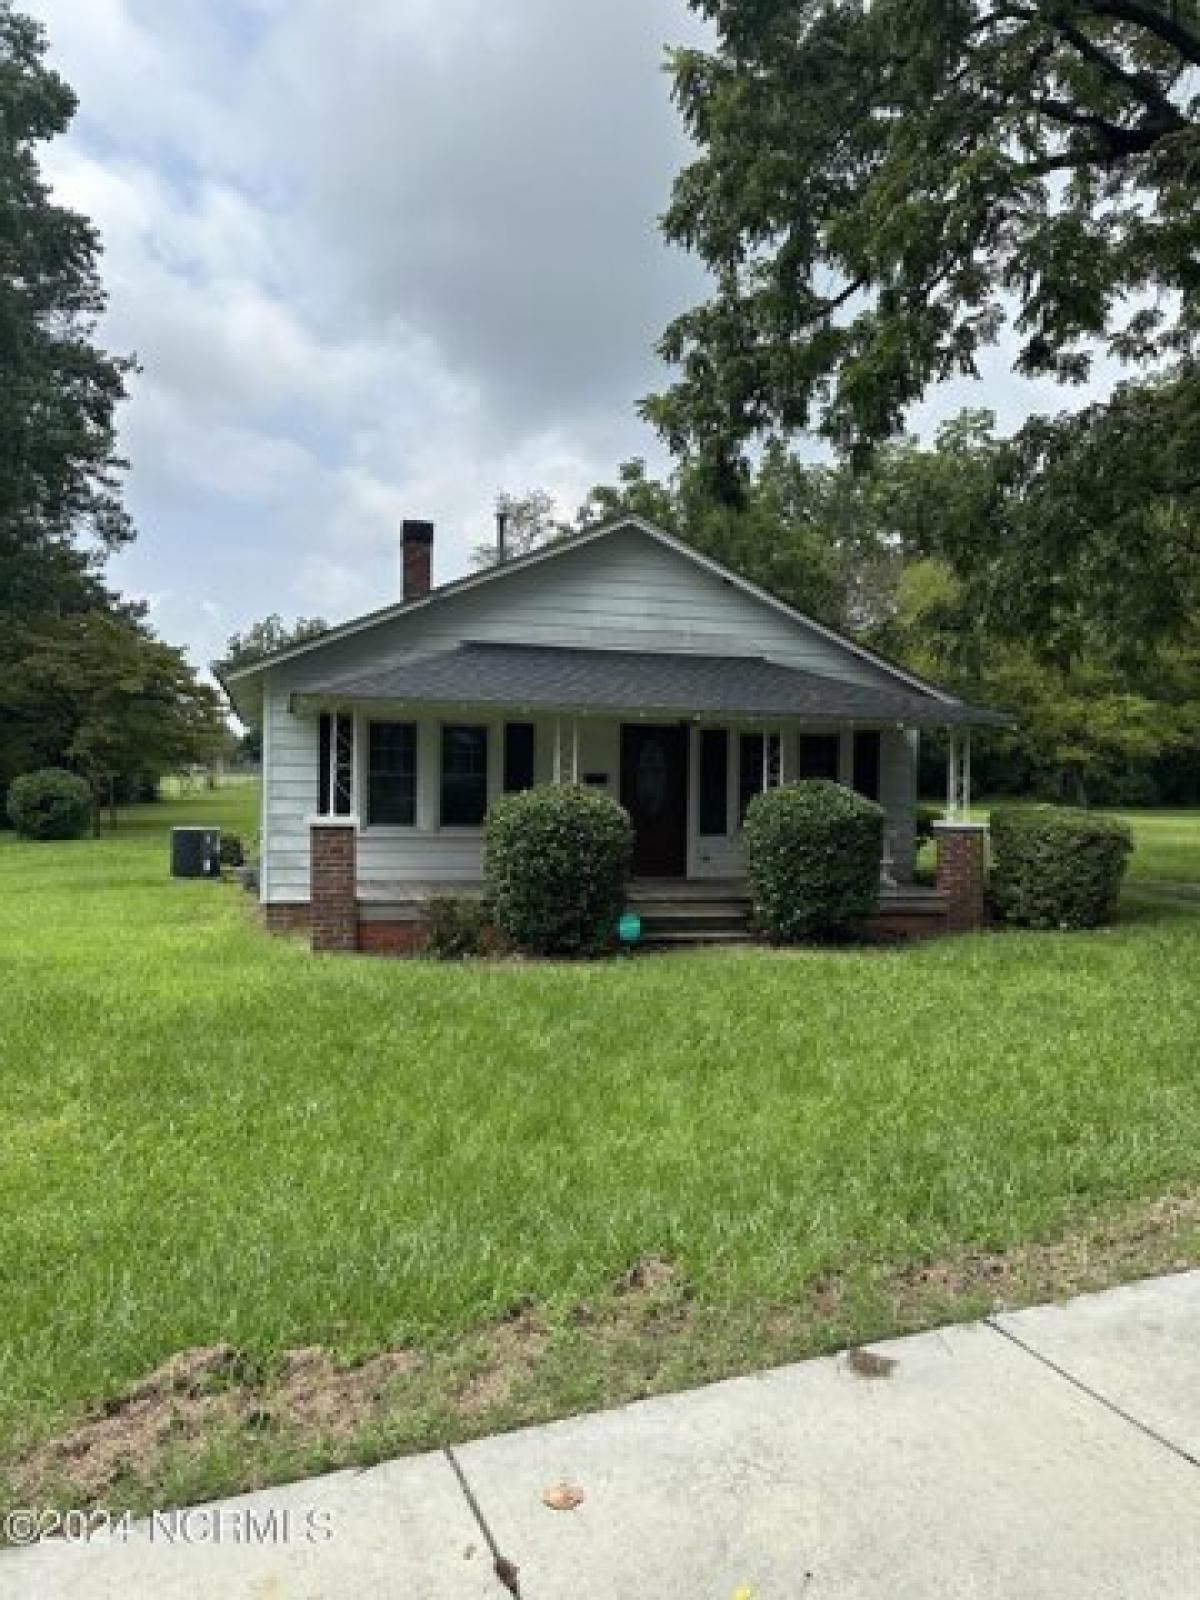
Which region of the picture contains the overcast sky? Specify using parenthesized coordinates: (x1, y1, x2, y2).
(28, 0, 1101, 673)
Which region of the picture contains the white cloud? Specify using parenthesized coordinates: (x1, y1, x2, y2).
(25, 0, 1115, 679)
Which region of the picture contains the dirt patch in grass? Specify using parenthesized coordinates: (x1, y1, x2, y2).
(8, 1194, 1200, 1520)
(15, 1342, 422, 1504)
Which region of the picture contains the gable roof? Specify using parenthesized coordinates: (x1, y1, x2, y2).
(218, 515, 959, 707)
(293, 641, 1010, 727)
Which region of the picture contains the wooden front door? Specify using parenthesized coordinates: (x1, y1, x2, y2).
(620, 723, 690, 878)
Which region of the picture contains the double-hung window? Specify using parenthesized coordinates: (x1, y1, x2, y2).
(441, 725, 489, 826)
(368, 722, 417, 825)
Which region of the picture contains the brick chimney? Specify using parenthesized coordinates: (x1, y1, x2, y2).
(401, 519, 433, 601)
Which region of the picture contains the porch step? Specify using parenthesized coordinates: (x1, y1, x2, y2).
(642, 927, 755, 947)
(631, 893, 754, 947)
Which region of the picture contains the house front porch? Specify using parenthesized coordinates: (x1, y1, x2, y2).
(281, 639, 1002, 950)
(348, 876, 954, 951)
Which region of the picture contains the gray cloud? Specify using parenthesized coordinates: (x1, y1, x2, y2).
(26, 0, 1113, 676)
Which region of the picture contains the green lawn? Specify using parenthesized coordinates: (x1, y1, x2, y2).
(2, 786, 1200, 1514)
(1114, 809, 1200, 884)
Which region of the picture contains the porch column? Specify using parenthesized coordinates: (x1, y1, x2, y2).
(933, 820, 988, 933)
(310, 819, 357, 953)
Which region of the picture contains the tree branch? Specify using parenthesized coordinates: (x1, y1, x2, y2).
(1052, 15, 1189, 128)
(1081, 0, 1200, 69)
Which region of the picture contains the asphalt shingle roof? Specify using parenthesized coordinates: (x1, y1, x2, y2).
(297, 642, 1010, 727)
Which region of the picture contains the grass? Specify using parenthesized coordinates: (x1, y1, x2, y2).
(1, 786, 1199, 1514)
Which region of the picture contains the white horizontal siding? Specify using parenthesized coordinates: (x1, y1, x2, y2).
(260, 526, 922, 902)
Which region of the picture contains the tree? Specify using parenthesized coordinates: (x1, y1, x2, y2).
(219, 614, 329, 673)
(5, 613, 226, 829)
(470, 490, 567, 568)
(647, 0, 1200, 465)
(0, 7, 222, 820)
(0, 2, 135, 596)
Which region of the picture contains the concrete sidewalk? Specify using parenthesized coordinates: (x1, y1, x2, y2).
(6, 1271, 1200, 1598)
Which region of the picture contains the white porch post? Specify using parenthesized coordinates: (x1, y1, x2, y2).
(571, 719, 580, 783)
(778, 727, 787, 785)
(553, 717, 563, 784)
(963, 729, 973, 816)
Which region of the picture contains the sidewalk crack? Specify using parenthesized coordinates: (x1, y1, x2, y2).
(445, 1445, 523, 1596)
(985, 1316, 1200, 1471)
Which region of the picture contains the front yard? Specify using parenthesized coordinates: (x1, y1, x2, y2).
(2, 783, 1200, 1516)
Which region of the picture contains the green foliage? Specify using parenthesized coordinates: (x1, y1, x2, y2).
(991, 806, 1133, 930)
(218, 833, 245, 870)
(6, 767, 92, 839)
(484, 784, 632, 957)
(0, 7, 224, 811)
(915, 806, 943, 856)
(743, 781, 884, 942)
(4, 613, 227, 823)
(219, 615, 329, 674)
(422, 896, 488, 959)
(648, 0, 1200, 465)
(0, 4, 135, 563)
(574, 447, 899, 630)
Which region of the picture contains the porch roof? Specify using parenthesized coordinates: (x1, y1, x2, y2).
(294, 641, 1011, 728)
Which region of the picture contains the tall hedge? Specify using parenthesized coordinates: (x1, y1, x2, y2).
(990, 806, 1132, 929)
(6, 768, 93, 840)
(743, 780, 884, 942)
(484, 784, 633, 957)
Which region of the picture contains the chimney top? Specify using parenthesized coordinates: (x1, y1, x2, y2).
(401, 519, 433, 601)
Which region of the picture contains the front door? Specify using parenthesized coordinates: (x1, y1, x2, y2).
(620, 723, 689, 877)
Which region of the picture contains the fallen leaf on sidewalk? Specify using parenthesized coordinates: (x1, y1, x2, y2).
(731, 1586, 757, 1600)
(846, 1347, 898, 1380)
(542, 1481, 586, 1511)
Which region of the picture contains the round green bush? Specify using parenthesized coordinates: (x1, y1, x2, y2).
(484, 784, 633, 957)
(6, 768, 93, 840)
(743, 780, 885, 942)
(990, 805, 1132, 929)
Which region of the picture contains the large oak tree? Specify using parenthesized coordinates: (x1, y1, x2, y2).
(647, 0, 1200, 460)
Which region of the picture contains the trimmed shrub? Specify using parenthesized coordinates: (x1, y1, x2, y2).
(484, 784, 633, 957)
(6, 768, 93, 841)
(990, 805, 1133, 930)
(423, 896, 488, 959)
(219, 833, 245, 869)
(743, 780, 884, 942)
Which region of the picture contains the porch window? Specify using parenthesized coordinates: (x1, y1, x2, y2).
(738, 731, 780, 823)
(798, 733, 840, 781)
(698, 729, 729, 836)
(441, 725, 489, 826)
(317, 712, 354, 817)
(367, 722, 417, 825)
(852, 730, 882, 801)
(503, 722, 535, 793)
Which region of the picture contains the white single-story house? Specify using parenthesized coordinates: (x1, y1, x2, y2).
(220, 516, 1007, 950)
